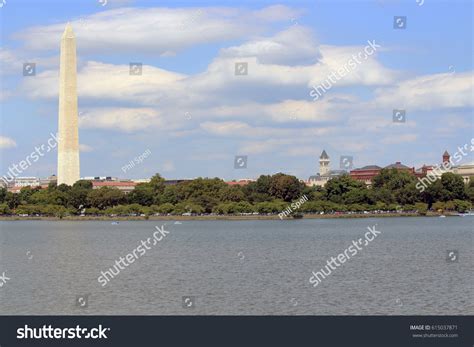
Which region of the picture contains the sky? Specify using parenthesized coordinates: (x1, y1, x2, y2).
(0, 0, 473, 181)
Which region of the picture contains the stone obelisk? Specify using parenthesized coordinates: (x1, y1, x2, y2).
(57, 23, 80, 185)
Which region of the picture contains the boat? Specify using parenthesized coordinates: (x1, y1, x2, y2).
(111, 221, 120, 225)
(439, 215, 446, 218)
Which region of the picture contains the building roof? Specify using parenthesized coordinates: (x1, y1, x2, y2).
(385, 162, 411, 170)
(309, 170, 346, 181)
(352, 165, 382, 171)
(415, 165, 434, 173)
(327, 170, 347, 176)
(92, 181, 136, 187)
(320, 150, 329, 160)
(443, 150, 450, 156)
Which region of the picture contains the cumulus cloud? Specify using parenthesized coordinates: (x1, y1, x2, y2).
(79, 107, 163, 132)
(373, 72, 474, 110)
(13, 6, 299, 55)
(5, 3, 472, 173)
(220, 26, 319, 65)
(0, 136, 17, 149)
(21, 61, 186, 102)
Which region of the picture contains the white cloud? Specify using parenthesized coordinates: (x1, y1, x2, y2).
(79, 144, 94, 152)
(13, 6, 298, 55)
(21, 61, 186, 102)
(6, 4, 471, 173)
(220, 26, 319, 65)
(0, 136, 17, 149)
(307, 43, 397, 89)
(0, 47, 58, 77)
(79, 107, 162, 132)
(373, 72, 474, 110)
(382, 134, 418, 145)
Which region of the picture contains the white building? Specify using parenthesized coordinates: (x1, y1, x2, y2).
(307, 150, 347, 187)
(453, 161, 474, 184)
(14, 177, 40, 187)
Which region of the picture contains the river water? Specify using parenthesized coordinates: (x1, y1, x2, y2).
(0, 217, 472, 315)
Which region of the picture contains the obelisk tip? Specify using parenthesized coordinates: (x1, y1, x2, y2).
(63, 22, 74, 37)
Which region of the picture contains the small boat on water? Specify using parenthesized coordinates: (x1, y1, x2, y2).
(174, 221, 182, 225)
(439, 215, 446, 218)
(111, 221, 120, 225)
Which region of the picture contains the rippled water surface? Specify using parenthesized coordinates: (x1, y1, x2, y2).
(0, 217, 472, 315)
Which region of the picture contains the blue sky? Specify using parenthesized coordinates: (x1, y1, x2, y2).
(0, 0, 472, 181)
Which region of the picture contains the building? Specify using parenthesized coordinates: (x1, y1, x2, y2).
(319, 150, 330, 176)
(453, 162, 474, 183)
(226, 179, 254, 186)
(92, 181, 137, 194)
(350, 165, 382, 185)
(415, 165, 434, 178)
(307, 150, 347, 187)
(384, 162, 415, 174)
(134, 178, 151, 184)
(57, 23, 80, 186)
(82, 176, 118, 181)
(39, 175, 57, 186)
(13, 177, 40, 187)
(350, 162, 415, 185)
(416, 150, 473, 183)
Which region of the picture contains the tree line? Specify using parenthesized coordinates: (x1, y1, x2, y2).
(0, 169, 472, 217)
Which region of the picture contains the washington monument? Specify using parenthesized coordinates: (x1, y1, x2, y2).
(57, 23, 80, 185)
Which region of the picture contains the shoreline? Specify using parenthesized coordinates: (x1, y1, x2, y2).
(0, 212, 460, 221)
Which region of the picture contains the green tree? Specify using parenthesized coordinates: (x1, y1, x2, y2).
(414, 202, 428, 215)
(87, 187, 125, 209)
(0, 203, 11, 215)
(325, 175, 365, 203)
(453, 199, 471, 213)
(0, 187, 7, 203)
(440, 173, 466, 201)
(73, 180, 93, 190)
(219, 185, 245, 202)
(432, 201, 445, 211)
(85, 207, 101, 215)
(127, 183, 154, 206)
(157, 203, 174, 214)
(268, 173, 304, 202)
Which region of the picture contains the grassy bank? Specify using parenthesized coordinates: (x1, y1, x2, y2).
(0, 212, 458, 221)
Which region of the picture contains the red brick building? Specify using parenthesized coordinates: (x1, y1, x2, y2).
(349, 165, 382, 184)
(225, 179, 254, 186)
(350, 162, 415, 185)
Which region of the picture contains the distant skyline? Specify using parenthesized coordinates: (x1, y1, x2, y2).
(0, 0, 473, 181)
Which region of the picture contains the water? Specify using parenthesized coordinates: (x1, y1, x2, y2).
(0, 217, 472, 315)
